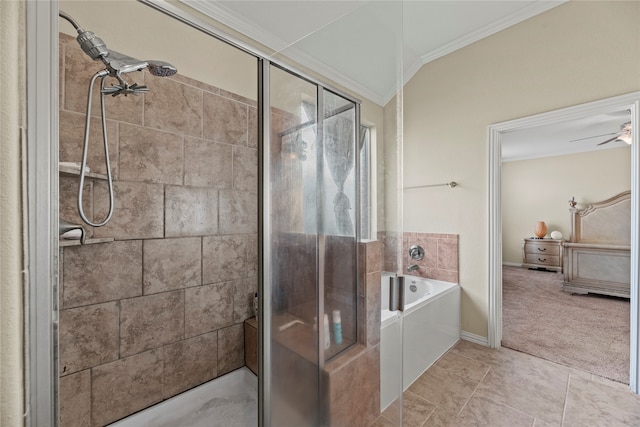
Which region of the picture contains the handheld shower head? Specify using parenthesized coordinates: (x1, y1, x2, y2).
(147, 61, 178, 77)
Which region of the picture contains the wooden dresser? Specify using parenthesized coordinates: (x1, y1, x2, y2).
(522, 238, 563, 273)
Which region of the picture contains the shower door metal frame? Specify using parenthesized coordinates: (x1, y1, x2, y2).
(25, 1, 60, 426)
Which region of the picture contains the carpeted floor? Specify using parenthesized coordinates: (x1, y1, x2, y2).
(502, 266, 630, 384)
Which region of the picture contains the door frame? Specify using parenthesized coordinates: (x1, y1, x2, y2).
(488, 91, 640, 393)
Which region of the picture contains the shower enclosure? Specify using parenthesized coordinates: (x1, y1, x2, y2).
(35, 0, 405, 425)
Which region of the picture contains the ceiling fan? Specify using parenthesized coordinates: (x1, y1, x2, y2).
(570, 121, 632, 146)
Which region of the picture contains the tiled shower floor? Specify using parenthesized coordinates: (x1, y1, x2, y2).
(109, 367, 257, 427)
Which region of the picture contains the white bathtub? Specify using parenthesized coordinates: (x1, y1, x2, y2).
(380, 273, 460, 411)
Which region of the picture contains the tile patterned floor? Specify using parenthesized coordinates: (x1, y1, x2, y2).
(373, 340, 640, 426)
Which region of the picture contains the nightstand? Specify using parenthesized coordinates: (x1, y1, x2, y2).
(522, 238, 564, 273)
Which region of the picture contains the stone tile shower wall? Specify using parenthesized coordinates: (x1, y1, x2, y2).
(57, 34, 257, 427)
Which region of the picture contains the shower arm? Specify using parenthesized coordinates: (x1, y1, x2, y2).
(77, 70, 115, 227)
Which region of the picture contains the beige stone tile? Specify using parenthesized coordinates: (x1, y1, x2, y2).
(62, 241, 142, 308)
(219, 189, 257, 234)
(233, 277, 258, 322)
(144, 76, 203, 137)
(248, 106, 258, 148)
(510, 351, 572, 389)
(449, 340, 518, 369)
(457, 394, 534, 427)
(590, 373, 631, 392)
(371, 415, 397, 427)
(219, 89, 257, 107)
(120, 291, 184, 357)
(59, 369, 91, 427)
(63, 41, 143, 125)
(203, 234, 253, 284)
(474, 363, 567, 425)
(327, 346, 380, 427)
(118, 123, 183, 185)
(165, 185, 218, 237)
(143, 237, 201, 294)
(400, 391, 437, 427)
(365, 271, 381, 347)
(169, 74, 221, 94)
(437, 237, 459, 270)
(163, 332, 218, 398)
(59, 302, 119, 375)
(92, 181, 164, 239)
(364, 240, 383, 274)
(435, 352, 491, 382)
(91, 350, 163, 426)
(426, 268, 459, 283)
(203, 92, 248, 145)
(407, 364, 478, 414)
(381, 398, 400, 425)
(185, 282, 234, 337)
(422, 407, 460, 427)
(218, 323, 244, 376)
(184, 137, 233, 188)
(232, 146, 258, 192)
(532, 419, 553, 427)
(246, 233, 258, 277)
(563, 375, 640, 426)
(59, 175, 93, 238)
(59, 110, 119, 177)
(408, 235, 437, 270)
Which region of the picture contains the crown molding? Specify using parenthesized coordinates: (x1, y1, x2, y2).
(180, 0, 567, 107)
(418, 0, 566, 66)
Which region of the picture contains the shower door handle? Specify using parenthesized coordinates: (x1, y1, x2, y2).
(389, 276, 405, 312)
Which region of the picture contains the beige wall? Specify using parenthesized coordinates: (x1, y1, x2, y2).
(402, 1, 640, 337)
(502, 147, 631, 265)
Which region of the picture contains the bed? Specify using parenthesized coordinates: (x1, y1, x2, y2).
(562, 190, 631, 298)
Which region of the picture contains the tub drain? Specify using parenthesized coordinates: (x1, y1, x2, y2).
(409, 284, 417, 292)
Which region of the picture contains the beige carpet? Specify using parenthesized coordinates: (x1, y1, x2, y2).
(502, 266, 630, 384)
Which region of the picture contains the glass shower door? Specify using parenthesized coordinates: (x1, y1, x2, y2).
(262, 62, 361, 426)
(263, 64, 321, 426)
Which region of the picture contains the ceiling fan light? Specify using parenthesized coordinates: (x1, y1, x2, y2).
(618, 133, 632, 145)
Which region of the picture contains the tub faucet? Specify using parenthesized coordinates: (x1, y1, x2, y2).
(407, 264, 419, 272)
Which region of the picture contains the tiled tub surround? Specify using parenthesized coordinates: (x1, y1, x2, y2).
(58, 33, 257, 427)
(378, 232, 459, 283)
(403, 232, 459, 283)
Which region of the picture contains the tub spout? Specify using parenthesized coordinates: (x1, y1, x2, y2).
(407, 264, 419, 272)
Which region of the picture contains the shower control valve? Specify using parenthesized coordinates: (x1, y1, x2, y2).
(409, 245, 425, 261)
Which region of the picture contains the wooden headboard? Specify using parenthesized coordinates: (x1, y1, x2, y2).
(569, 190, 631, 245)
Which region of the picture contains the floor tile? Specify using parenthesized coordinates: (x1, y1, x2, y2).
(450, 340, 518, 369)
(435, 352, 491, 382)
(474, 364, 567, 425)
(407, 364, 478, 414)
(563, 375, 640, 426)
(457, 394, 534, 427)
(402, 391, 437, 427)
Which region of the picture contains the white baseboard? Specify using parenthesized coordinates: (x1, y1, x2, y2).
(502, 262, 521, 268)
(461, 330, 489, 347)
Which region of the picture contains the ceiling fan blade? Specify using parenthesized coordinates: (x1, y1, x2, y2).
(570, 131, 619, 142)
(597, 135, 619, 146)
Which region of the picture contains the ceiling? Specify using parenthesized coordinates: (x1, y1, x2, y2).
(181, 0, 564, 105)
(179, 0, 631, 160)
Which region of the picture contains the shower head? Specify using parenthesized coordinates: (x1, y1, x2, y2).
(59, 10, 178, 80)
(147, 61, 178, 77)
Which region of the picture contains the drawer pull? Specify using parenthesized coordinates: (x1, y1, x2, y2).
(537, 247, 546, 251)
(538, 258, 547, 262)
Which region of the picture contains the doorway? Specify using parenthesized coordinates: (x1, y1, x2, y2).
(487, 91, 640, 392)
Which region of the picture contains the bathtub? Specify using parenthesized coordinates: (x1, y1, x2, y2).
(380, 273, 460, 411)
